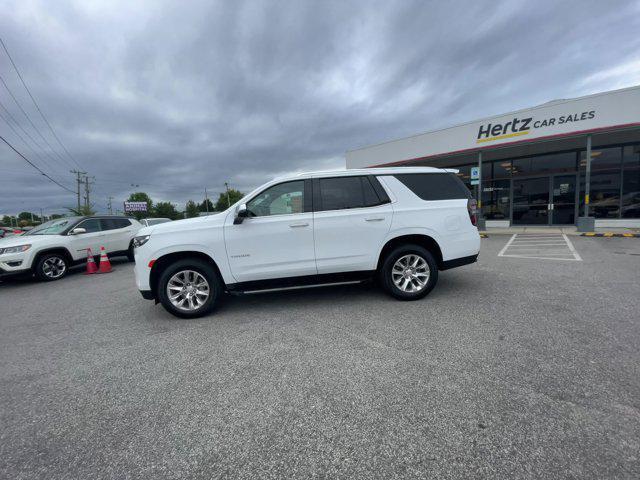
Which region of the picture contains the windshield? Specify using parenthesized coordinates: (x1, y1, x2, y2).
(26, 217, 81, 235)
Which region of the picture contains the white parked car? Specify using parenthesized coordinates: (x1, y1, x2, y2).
(133, 167, 481, 318)
(140, 218, 172, 227)
(0, 216, 142, 281)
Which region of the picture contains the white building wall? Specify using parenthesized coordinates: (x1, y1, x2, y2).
(346, 86, 640, 169)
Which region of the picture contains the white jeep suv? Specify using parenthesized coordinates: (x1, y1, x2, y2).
(0, 216, 142, 281)
(134, 167, 480, 318)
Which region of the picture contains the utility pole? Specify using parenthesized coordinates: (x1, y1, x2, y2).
(225, 182, 231, 208)
(40, 208, 44, 223)
(107, 196, 114, 215)
(204, 188, 209, 214)
(71, 170, 87, 212)
(83, 175, 95, 211)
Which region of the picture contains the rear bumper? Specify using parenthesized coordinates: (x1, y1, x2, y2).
(440, 254, 478, 270)
(139, 289, 154, 300)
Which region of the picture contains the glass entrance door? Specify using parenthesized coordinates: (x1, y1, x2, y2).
(512, 175, 577, 225)
(551, 175, 577, 224)
(512, 177, 550, 225)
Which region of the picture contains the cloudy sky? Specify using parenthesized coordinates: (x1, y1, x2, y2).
(1, 0, 639, 215)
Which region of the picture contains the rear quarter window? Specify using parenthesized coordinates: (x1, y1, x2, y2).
(392, 173, 472, 200)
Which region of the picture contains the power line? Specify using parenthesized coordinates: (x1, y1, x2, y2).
(0, 99, 68, 176)
(0, 134, 75, 194)
(0, 73, 74, 171)
(0, 106, 57, 175)
(0, 37, 82, 169)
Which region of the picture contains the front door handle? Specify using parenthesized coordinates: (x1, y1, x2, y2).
(289, 222, 309, 228)
(365, 217, 385, 222)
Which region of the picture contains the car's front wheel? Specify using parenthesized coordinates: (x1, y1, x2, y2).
(126, 242, 135, 262)
(379, 244, 438, 300)
(157, 259, 222, 318)
(35, 253, 69, 281)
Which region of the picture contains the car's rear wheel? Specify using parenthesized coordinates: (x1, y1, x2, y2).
(157, 259, 222, 318)
(379, 244, 438, 300)
(35, 253, 69, 281)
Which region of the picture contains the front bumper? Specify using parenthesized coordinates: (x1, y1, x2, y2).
(0, 265, 32, 279)
(0, 252, 31, 277)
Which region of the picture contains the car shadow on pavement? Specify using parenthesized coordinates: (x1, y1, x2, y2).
(138, 272, 476, 322)
(0, 257, 131, 290)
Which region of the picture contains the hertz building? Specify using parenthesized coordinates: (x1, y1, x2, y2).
(346, 86, 640, 229)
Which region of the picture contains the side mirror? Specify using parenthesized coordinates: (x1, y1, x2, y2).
(233, 204, 249, 225)
(70, 227, 86, 235)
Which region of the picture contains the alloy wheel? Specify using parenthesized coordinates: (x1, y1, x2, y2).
(166, 270, 210, 311)
(42, 257, 67, 279)
(391, 254, 430, 293)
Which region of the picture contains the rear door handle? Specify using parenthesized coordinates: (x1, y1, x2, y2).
(289, 222, 309, 228)
(365, 217, 385, 222)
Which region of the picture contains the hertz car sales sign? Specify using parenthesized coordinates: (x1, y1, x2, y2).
(476, 110, 595, 144)
(345, 86, 640, 169)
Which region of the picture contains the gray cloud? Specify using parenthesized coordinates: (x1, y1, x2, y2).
(1, 0, 639, 215)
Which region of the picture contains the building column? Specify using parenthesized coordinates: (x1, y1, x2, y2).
(577, 134, 595, 232)
(476, 151, 485, 230)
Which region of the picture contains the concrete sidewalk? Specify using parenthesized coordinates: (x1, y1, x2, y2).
(480, 226, 640, 235)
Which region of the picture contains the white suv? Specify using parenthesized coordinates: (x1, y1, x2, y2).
(134, 167, 480, 318)
(0, 216, 142, 281)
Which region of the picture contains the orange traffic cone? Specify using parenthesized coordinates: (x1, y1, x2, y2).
(84, 248, 98, 275)
(97, 246, 112, 274)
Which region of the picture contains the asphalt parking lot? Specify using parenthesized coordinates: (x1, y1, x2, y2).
(1, 236, 639, 479)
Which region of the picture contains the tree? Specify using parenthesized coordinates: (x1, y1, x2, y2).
(127, 192, 153, 220)
(185, 200, 199, 218)
(1, 215, 15, 226)
(154, 201, 180, 220)
(198, 198, 214, 213)
(17, 212, 41, 225)
(214, 189, 244, 211)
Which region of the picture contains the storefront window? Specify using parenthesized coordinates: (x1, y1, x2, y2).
(482, 180, 510, 220)
(580, 147, 622, 218)
(622, 145, 640, 218)
(512, 152, 576, 176)
(492, 160, 512, 179)
(452, 164, 473, 193)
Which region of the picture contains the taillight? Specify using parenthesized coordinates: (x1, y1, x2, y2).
(467, 198, 477, 226)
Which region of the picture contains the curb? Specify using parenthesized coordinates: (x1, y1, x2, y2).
(581, 232, 639, 237)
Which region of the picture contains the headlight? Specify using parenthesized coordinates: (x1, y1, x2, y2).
(133, 235, 150, 248)
(0, 244, 31, 255)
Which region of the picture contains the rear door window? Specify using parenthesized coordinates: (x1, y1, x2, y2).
(317, 176, 387, 211)
(101, 218, 131, 230)
(392, 173, 472, 200)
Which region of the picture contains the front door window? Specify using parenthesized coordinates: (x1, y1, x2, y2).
(246, 181, 304, 217)
(512, 175, 577, 225)
(512, 177, 550, 225)
(552, 175, 577, 224)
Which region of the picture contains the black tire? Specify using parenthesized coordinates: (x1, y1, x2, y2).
(379, 244, 438, 300)
(126, 243, 135, 262)
(34, 252, 69, 282)
(157, 259, 222, 318)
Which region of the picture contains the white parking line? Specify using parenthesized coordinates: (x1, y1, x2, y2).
(497, 234, 517, 257)
(498, 233, 582, 261)
(563, 234, 582, 261)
